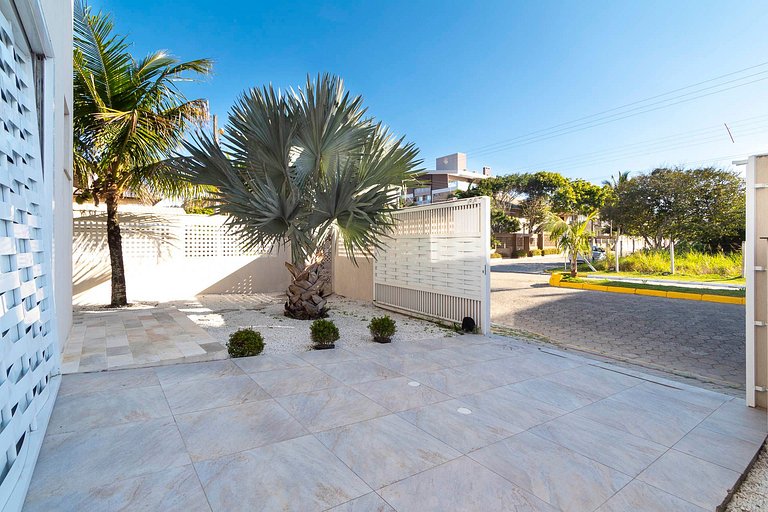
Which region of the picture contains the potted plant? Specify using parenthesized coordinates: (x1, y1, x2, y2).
(227, 328, 265, 357)
(310, 319, 339, 350)
(368, 315, 396, 343)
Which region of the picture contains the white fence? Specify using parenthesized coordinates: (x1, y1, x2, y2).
(0, 8, 60, 511)
(374, 197, 491, 333)
(73, 206, 291, 304)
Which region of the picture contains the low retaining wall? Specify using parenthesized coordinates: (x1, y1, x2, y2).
(549, 274, 745, 305)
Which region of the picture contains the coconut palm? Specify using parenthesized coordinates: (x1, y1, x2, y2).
(544, 211, 597, 277)
(73, 0, 213, 306)
(176, 74, 420, 319)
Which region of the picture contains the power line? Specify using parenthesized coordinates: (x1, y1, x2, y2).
(466, 61, 768, 158)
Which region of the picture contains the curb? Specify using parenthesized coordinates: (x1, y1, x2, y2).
(548, 274, 745, 305)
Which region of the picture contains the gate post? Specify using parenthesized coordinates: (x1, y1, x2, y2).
(480, 196, 491, 334)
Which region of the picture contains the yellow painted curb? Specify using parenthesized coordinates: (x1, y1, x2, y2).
(700, 294, 744, 305)
(603, 286, 636, 294)
(635, 289, 667, 298)
(667, 291, 702, 301)
(549, 281, 744, 305)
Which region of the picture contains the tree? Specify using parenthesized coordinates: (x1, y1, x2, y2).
(552, 179, 610, 216)
(176, 75, 420, 319)
(73, 1, 212, 306)
(601, 167, 745, 252)
(544, 211, 597, 277)
(491, 208, 521, 234)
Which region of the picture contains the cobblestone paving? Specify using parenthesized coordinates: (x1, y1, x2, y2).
(491, 269, 746, 391)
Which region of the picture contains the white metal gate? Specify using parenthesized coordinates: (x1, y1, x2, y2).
(374, 197, 491, 334)
(744, 155, 767, 409)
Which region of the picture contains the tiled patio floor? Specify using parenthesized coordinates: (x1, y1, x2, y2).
(61, 306, 227, 373)
(27, 335, 767, 511)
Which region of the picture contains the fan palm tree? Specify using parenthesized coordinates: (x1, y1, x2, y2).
(544, 211, 597, 277)
(73, 1, 213, 306)
(176, 74, 421, 319)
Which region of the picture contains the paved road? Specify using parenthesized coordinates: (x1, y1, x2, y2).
(491, 263, 746, 391)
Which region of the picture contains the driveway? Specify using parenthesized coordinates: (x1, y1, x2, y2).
(491, 262, 746, 391)
(25, 336, 766, 511)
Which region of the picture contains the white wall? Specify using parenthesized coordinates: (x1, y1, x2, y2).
(42, 0, 73, 347)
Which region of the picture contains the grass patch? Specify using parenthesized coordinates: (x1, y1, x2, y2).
(560, 275, 745, 297)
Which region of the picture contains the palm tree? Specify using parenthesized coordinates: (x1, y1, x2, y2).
(176, 74, 420, 319)
(73, 1, 213, 306)
(544, 211, 597, 277)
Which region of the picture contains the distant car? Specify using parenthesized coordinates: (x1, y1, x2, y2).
(591, 246, 606, 262)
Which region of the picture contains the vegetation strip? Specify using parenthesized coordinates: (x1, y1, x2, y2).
(549, 273, 745, 304)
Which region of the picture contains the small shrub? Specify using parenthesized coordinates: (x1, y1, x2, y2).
(369, 315, 396, 342)
(490, 252, 502, 259)
(310, 319, 340, 346)
(227, 328, 265, 358)
(543, 248, 560, 255)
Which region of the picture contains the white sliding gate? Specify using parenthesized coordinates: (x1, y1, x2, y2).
(744, 155, 768, 409)
(0, 5, 61, 511)
(374, 197, 491, 334)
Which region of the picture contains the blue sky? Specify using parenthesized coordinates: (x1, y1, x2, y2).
(92, 0, 768, 182)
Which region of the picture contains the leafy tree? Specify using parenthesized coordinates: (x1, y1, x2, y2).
(73, 1, 212, 306)
(552, 179, 610, 216)
(544, 211, 597, 277)
(491, 208, 521, 234)
(601, 167, 744, 252)
(176, 75, 420, 319)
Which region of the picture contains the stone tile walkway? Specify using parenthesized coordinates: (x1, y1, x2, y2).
(27, 335, 766, 511)
(491, 269, 746, 391)
(61, 306, 227, 373)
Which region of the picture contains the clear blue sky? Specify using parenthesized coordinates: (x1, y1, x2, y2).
(92, 0, 768, 182)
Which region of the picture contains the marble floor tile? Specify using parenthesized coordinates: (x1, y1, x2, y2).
(249, 365, 342, 397)
(232, 353, 310, 373)
(460, 386, 566, 431)
(47, 385, 171, 434)
(195, 435, 370, 512)
(318, 359, 402, 385)
(706, 398, 768, 434)
(506, 377, 603, 411)
(57, 367, 159, 397)
(163, 375, 270, 414)
(352, 376, 451, 412)
(406, 365, 502, 396)
(175, 399, 307, 461)
(638, 449, 740, 510)
(596, 480, 706, 512)
(609, 385, 713, 423)
(698, 413, 768, 445)
(26, 418, 190, 497)
(573, 396, 701, 446)
(375, 352, 450, 375)
(398, 398, 521, 453)
(542, 364, 642, 398)
(277, 386, 389, 432)
(296, 347, 361, 365)
(530, 414, 666, 476)
(673, 425, 763, 472)
(316, 414, 461, 489)
(470, 431, 632, 512)
(379, 456, 558, 512)
(154, 359, 244, 387)
(24, 465, 211, 512)
(629, 381, 730, 411)
(327, 492, 395, 512)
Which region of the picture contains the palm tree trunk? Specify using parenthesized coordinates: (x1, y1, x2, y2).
(570, 250, 578, 278)
(105, 193, 128, 307)
(284, 256, 330, 319)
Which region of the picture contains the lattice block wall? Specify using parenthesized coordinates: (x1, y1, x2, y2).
(374, 197, 491, 333)
(0, 10, 58, 507)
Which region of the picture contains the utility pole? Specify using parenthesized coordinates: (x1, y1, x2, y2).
(213, 114, 219, 144)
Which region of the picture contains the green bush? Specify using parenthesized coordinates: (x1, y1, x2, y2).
(511, 250, 527, 259)
(490, 252, 503, 259)
(310, 319, 340, 346)
(369, 315, 396, 342)
(227, 328, 265, 358)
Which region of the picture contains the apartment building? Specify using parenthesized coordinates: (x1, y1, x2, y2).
(405, 152, 490, 205)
